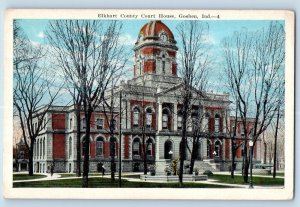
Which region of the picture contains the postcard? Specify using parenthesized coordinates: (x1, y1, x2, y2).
(4, 9, 294, 199)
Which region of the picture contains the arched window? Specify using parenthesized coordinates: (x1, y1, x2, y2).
(162, 54, 166, 74)
(215, 140, 221, 157)
(133, 107, 140, 127)
(96, 137, 104, 156)
(215, 114, 220, 132)
(204, 113, 210, 132)
(69, 137, 72, 159)
(146, 108, 152, 128)
(162, 108, 169, 130)
(132, 138, 140, 156)
(191, 107, 199, 130)
(146, 139, 153, 156)
(164, 140, 173, 159)
(110, 137, 117, 157)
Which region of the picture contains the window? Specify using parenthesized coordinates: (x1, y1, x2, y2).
(82, 117, 86, 129)
(147, 139, 153, 156)
(133, 108, 140, 127)
(215, 114, 220, 132)
(146, 108, 152, 128)
(132, 138, 140, 156)
(177, 115, 182, 130)
(69, 137, 72, 158)
(215, 141, 221, 157)
(162, 54, 166, 74)
(240, 125, 245, 136)
(96, 118, 104, 130)
(162, 109, 169, 129)
(96, 137, 104, 156)
(164, 140, 173, 159)
(69, 118, 73, 129)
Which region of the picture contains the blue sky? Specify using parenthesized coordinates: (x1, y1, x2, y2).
(18, 19, 284, 94)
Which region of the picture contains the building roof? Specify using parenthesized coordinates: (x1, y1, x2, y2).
(138, 20, 175, 41)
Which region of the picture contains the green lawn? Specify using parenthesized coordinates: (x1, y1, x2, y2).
(13, 174, 47, 181)
(209, 174, 284, 186)
(13, 177, 230, 188)
(58, 173, 100, 178)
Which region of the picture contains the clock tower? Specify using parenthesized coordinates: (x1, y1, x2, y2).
(133, 21, 179, 88)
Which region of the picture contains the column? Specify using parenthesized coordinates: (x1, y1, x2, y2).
(155, 136, 160, 161)
(158, 102, 162, 131)
(173, 103, 177, 131)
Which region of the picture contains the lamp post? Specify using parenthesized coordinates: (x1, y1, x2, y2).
(249, 139, 254, 189)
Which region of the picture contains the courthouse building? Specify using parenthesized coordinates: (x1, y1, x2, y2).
(32, 20, 261, 173)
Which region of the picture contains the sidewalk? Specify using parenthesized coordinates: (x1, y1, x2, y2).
(13, 172, 284, 189)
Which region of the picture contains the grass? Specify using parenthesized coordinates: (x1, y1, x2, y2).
(13, 177, 229, 188)
(58, 173, 100, 178)
(209, 174, 284, 186)
(13, 174, 47, 181)
(122, 174, 141, 179)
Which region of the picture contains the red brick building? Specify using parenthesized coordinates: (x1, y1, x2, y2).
(32, 20, 261, 173)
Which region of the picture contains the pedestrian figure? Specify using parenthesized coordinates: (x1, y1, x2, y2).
(50, 164, 54, 177)
(102, 164, 106, 176)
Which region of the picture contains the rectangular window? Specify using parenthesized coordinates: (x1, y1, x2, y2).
(177, 116, 182, 130)
(146, 113, 152, 128)
(147, 143, 152, 156)
(96, 141, 103, 156)
(133, 112, 139, 126)
(215, 118, 219, 132)
(96, 118, 104, 129)
(240, 125, 245, 136)
(133, 142, 140, 155)
(162, 114, 168, 129)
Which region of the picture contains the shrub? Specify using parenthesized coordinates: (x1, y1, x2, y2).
(203, 170, 213, 176)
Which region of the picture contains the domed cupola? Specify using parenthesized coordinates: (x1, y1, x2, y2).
(133, 20, 178, 78)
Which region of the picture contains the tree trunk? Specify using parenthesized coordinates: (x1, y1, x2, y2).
(263, 141, 267, 164)
(242, 144, 249, 183)
(76, 105, 81, 177)
(28, 143, 34, 176)
(189, 140, 197, 174)
(230, 142, 236, 178)
(273, 106, 280, 178)
(179, 97, 189, 186)
(82, 112, 91, 188)
(111, 150, 115, 181)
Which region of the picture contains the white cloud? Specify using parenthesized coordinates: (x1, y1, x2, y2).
(119, 34, 136, 46)
(37, 31, 45, 39)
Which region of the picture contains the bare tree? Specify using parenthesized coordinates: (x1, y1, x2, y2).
(46, 20, 126, 187)
(176, 21, 211, 185)
(13, 20, 61, 176)
(222, 21, 285, 182)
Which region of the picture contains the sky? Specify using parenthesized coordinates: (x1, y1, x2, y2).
(18, 19, 284, 97)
